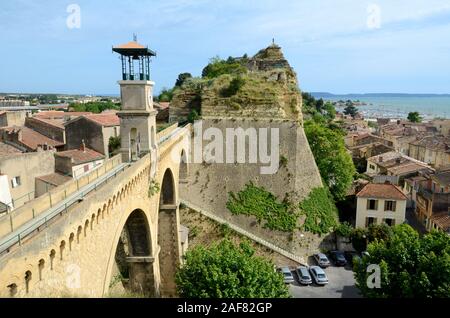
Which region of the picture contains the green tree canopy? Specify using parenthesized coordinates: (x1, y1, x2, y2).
(175, 73, 193, 87)
(175, 240, 290, 298)
(407, 111, 422, 123)
(344, 104, 358, 117)
(157, 87, 174, 102)
(202, 56, 248, 79)
(304, 120, 356, 201)
(354, 224, 450, 298)
(69, 101, 120, 113)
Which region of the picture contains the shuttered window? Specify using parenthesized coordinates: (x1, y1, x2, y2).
(385, 200, 396, 212)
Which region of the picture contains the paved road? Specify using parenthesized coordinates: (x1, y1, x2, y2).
(289, 262, 362, 298)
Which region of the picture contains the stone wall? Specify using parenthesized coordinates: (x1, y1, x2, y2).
(65, 117, 104, 154)
(179, 118, 323, 258)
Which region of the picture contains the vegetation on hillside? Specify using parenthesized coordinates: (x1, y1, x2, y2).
(175, 239, 289, 298)
(202, 56, 248, 79)
(354, 224, 450, 298)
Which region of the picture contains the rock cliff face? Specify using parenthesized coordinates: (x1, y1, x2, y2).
(172, 44, 325, 259)
(170, 44, 302, 123)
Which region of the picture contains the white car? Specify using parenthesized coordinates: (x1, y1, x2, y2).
(309, 266, 329, 285)
(278, 266, 295, 284)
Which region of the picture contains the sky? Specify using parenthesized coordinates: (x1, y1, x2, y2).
(1, 0, 450, 95)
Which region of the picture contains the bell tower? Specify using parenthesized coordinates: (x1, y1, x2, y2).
(113, 38, 158, 172)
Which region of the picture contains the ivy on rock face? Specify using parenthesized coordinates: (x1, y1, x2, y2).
(298, 187, 338, 235)
(226, 182, 298, 232)
(227, 183, 338, 235)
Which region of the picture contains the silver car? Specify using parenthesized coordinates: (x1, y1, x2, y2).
(296, 266, 312, 285)
(278, 266, 295, 284)
(314, 253, 331, 268)
(309, 266, 329, 285)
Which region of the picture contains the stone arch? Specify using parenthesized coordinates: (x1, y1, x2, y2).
(110, 209, 156, 296)
(60, 241, 66, 260)
(84, 220, 89, 237)
(69, 233, 74, 251)
(91, 214, 96, 229)
(130, 128, 139, 161)
(8, 283, 17, 298)
(97, 209, 102, 223)
(158, 168, 180, 297)
(24, 271, 32, 294)
(103, 203, 108, 216)
(77, 226, 82, 243)
(49, 250, 56, 270)
(38, 259, 45, 281)
(179, 149, 188, 181)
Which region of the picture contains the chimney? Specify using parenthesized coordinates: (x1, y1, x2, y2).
(17, 129, 23, 142)
(396, 158, 402, 164)
(379, 156, 383, 163)
(81, 139, 86, 152)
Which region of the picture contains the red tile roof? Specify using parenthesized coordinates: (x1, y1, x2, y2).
(357, 183, 408, 200)
(28, 117, 65, 129)
(36, 173, 72, 186)
(85, 114, 120, 127)
(55, 147, 104, 165)
(430, 212, 450, 231)
(35, 111, 92, 120)
(1, 126, 64, 150)
(114, 41, 146, 49)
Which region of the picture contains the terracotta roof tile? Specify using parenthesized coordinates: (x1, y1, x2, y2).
(0, 126, 64, 150)
(430, 212, 450, 231)
(114, 41, 146, 49)
(357, 183, 407, 200)
(36, 173, 72, 186)
(55, 147, 104, 165)
(85, 114, 120, 127)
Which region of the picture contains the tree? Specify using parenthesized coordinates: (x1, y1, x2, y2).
(175, 73, 192, 87)
(202, 56, 247, 79)
(407, 111, 422, 123)
(344, 104, 358, 118)
(157, 87, 174, 102)
(108, 136, 121, 155)
(354, 224, 450, 298)
(175, 240, 290, 298)
(304, 120, 356, 201)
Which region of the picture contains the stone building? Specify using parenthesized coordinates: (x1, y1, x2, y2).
(65, 113, 120, 157)
(25, 117, 66, 144)
(355, 182, 407, 228)
(408, 135, 450, 169)
(0, 150, 56, 211)
(0, 126, 65, 152)
(54, 144, 105, 179)
(0, 111, 26, 127)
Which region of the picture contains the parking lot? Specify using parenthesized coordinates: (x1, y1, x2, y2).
(288, 258, 362, 298)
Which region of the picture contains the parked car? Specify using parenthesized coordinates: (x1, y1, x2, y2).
(329, 251, 347, 266)
(313, 253, 331, 268)
(296, 266, 312, 285)
(309, 266, 329, 285)
(278, 266, 295, 284)
(344, 251, 361, 265)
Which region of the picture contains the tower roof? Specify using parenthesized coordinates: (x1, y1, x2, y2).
(113, 41, 156, 57)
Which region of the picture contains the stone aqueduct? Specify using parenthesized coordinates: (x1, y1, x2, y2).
(0, 125, 191, 298)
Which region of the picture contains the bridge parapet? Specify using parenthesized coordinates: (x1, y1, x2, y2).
(0, 155, 122, 240)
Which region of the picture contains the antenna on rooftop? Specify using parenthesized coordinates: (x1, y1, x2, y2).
(133, 33, 137, 42)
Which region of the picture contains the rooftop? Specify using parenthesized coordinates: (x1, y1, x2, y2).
(55, 147, 104, 165)
(35, 111, 92, 120)
(36, 173, 72, 187)
(357, 183, 408, 200)
(112, 40, 156, 57)
(0, 141, 21, 157)
(431, 170, 450, 187)
(84, 113, 120, 127)
(410, 135, 450, 153)
(0, 126, 64, 150)
(430, 212, 450, 231)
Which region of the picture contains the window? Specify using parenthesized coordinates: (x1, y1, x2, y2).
(369, 164, 376, 170)
(367, 199, 378, 210)
(84, 165, 89, 172)
(11, 176, 21, 188)
(366, 217, 376, 227)
(384, 200, 396, 212)
(383, 218, 395, 226)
